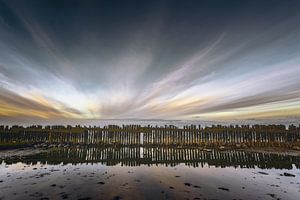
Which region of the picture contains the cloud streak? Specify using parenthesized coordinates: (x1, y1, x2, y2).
(1, 0, 300, 123)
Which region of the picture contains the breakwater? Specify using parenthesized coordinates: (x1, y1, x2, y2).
(1, 124, 300, 148)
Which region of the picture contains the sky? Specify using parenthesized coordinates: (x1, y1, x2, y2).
(1, 0, 300, 124)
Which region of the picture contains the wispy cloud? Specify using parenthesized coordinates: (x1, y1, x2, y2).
(1, 1, 300, 123)
(0, 87, 83, 119)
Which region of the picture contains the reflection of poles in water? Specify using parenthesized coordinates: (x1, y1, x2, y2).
(1, 124, 300, 148)
(7, 146, 299, 169)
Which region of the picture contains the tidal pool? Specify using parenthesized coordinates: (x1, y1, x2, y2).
(0, 148, 299, 200)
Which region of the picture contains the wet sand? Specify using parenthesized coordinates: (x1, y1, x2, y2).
(0, 148, 47, 160)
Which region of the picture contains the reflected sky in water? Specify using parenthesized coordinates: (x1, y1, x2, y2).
(1, 148, 300, 200)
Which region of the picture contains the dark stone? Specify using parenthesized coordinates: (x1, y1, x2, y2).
(258, 172, 269, 175)
(266, 193, 275, 198)
(218, 187, 230, 191)
(284, 172, 296, 177)
(61, 194, 69, 199)
(184, 183, 192, 186)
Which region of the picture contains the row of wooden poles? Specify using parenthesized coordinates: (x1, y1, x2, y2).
(6, 147, 299, 169)
(1, 125, 300, 146)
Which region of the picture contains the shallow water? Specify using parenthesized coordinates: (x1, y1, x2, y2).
(1, 148, 300, 200)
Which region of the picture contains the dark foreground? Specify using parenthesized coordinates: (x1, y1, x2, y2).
(0, 147, 300, 200)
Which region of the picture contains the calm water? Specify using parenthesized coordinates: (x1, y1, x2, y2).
(0, 148, 300, 200)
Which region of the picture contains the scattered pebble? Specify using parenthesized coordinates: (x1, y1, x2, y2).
(258, 172, 269, 175)
(283, 172, 296, 177)
(218, 187, 230, 191)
